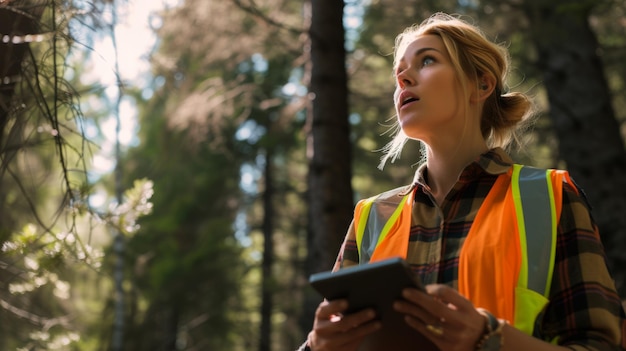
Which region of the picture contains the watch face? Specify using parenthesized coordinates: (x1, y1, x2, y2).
(481, 334, 502, 350)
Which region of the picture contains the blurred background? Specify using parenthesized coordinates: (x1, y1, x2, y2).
(1, 0, 625, 350)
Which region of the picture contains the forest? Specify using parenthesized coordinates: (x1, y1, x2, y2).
(1, 0, 625, 350)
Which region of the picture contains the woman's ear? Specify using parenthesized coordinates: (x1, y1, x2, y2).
(471, 75, 496, 103)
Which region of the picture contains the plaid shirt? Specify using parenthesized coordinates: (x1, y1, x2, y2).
(335, 148, 626, 351)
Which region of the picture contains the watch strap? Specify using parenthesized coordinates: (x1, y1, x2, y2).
(475, 308, 504, 350)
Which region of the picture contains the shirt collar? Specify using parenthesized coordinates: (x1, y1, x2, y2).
(412, 147, 514, 188)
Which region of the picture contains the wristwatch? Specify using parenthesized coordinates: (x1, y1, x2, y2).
(475, 308, 504, 351)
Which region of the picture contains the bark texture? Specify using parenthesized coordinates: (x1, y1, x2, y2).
(303, 0, 355, 329)
(524, 1, 626, 295)
(0, 1, 45, 150)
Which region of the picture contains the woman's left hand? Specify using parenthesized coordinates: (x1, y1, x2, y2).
(393, 284, 486, 351)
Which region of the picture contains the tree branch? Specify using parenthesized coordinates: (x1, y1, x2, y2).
(231, 0, 303, 35)
(0, 297, 73, 330)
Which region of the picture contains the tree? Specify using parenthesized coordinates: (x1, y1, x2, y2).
(307, 0, 354, 273)
(302, 0, 355, 330)
(1, 0, 159, 349)
(114, 1, 310, 349)
(0, 1, 94, 348)
(522, 0, 626, 295)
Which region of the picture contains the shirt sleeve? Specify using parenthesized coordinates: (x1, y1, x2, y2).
(295, 340, 310, 351)
(332, 220, 360, 271)
(296, 222, 361, 351)
(540, 180, 626, 350)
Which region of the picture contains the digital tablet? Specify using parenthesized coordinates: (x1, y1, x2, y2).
(309, 257, 438, 351)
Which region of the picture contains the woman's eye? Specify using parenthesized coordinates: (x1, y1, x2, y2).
(422, 56, 435, 67)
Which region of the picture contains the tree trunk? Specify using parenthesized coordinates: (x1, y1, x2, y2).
(523, 0, 626, 295)
(0, 1, 45, 165)
(260, 148, 274, 351)
(303, 0, 354, 329)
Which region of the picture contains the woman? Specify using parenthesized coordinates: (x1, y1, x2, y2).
(299, 13, 626, 351)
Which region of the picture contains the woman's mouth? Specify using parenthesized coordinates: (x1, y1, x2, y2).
(401, 96, 419, 106)
(398, 91, 420, 108)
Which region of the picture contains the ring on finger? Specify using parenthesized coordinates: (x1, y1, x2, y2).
(425, 324, 444, 336)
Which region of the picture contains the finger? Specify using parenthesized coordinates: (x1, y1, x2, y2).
(315, 306, 378, 334)
(401, 285, 466, 316)
(316, 299, 349, 319)
(396, 287, 458, 331)
(338, 308, 378, 332)
(401, 286, 430, 303)
(312, 320, 381, 351)
(425, 284, 475, 312)
(393, 298, 444, 327)
(402, 314, 447, 350)
(393, 296, 426, 319)
(404, 314, 445, 337)
(397, 288, 442, 319)
(311, 312, 382, 351)
(336, 316, 381, 339)
(407, 286, 488, 346)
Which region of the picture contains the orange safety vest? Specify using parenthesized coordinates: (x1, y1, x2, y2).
(354, 164, 575, 335)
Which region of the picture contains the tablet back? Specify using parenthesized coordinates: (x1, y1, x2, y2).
(309, 258, 439, 351)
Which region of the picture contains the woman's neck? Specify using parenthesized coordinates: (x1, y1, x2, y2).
(424, 140, 489, 205)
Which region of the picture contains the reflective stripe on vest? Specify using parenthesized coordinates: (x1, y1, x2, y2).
(354, 165, 572, 335)
(354, 188, 414, 263)
(513, 165, 558, 301)
(459, 165, 566, 335)
(514, 165, 559, 334)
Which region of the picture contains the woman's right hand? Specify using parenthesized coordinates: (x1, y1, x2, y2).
(307, 299, 382, 351)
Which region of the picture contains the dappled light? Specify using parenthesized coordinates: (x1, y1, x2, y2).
(1, 0, 625, 350)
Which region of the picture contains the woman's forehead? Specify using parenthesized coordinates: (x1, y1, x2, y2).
(396, 34, 446, 65)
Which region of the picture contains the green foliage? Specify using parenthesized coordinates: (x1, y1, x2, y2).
(108, 0, 311, 348)
(2, 0, 624, 349)
(591, 1, 626, 126)
(0, 1, 115, 348)
(118, 117, 246, 348)
(100, 179, 154, 236)
(0, 176, 153, 349)
(1, 223, 93, 349)
(114, 9, 253, 339)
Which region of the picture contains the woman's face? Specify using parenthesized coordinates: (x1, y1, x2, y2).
(393, 34, 468, 143)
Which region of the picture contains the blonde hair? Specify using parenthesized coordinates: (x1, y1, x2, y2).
(380, 13, 533, 168)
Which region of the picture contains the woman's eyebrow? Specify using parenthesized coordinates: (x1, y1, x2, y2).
(412, 47, 439, 57)
(398, 47, 440, 64)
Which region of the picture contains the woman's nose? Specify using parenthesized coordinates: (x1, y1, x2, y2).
(396, 70, 414, 88)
